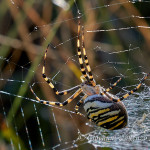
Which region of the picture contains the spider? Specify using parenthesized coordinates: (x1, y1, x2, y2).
(30, 20, 150, 130)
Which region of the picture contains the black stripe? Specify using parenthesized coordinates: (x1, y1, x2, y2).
(80, 64, 84, 69)
(52, 88, 57, 93)
(78, 54, 82, 58)
(84, 56, 88, 59)
(95, 115, 125, 129)
(89, 72, 93, 76)
(62, 101, 68, 106)
(87, 108, 112, 119)
(76, 101, 82, 106)
(55, 102, 61, 106)
(85, 62, 89, 66)
(46, 80, 50, 84)
(82, 71, 86, 75)
(90, 78, 93, 81)
(88, 110, 114, 122)
(78, 48, 81, 52)
(109, 119, 126, 130)
(42, 74, 46, 78)
(112, 98, 118, 102)
(94, 114, 119, 124)
(57, 92, 64, 95)
(132, 88, 137, 92)
(40, 100, 44, 104)
(86, 107, 99, 112)
(119, 97, 124, 101)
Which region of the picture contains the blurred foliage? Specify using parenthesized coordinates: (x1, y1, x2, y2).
(0, 0, 150, 149)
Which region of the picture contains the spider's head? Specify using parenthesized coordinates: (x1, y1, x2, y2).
(80, 82, 100, 96)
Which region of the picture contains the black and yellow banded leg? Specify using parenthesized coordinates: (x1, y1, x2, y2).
(30, 85, 82, 106)
(115, 72, 150, 102)
(80, 75, 86, 82)
(81, 26, 96, 87)
(104, 77, 122, 93)
(42, 45, 80, 95)
(77, 21, 90, 83)
(99, 78, 122, 97)
(75, 95, 88, 116)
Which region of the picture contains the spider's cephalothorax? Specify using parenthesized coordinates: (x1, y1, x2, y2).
(30, 20, 150, 130)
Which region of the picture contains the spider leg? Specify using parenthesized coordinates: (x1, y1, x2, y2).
(114, 72, 150, 102)
(30, 85, 82, 106)
(77, 21, 96, 86)
(98, 78, 122, 100)
(77, 21, 90, 83)
(42, 45, 80, 95)
(80, 75, 86, 82)
(103, 77, 122, 93)
(75, 95, 88, 116)
(81, 26, 96, 87)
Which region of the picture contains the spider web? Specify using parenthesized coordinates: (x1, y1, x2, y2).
(0, 0, 150, 149)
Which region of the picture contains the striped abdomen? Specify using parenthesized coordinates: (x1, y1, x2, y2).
(83, 95, 128, 130)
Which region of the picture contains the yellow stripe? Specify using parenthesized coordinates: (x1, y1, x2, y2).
(130, 90, 134, 94)
(89, 75, 93, 79)
(85, 59, 88, 64)
(137, 83, 142, 89)
(49, 102, 56, 105)
(68, 99, 73, 103)
(64, 91, 68, 95)
(109, 120, 124, 130)
(75, 107, 79, 110)
(78, 51, 81, 55)
(123, 93, 129, 98)
(110, 116, 124, 125)
(73, 90, 82, 97)
(100, 92, 105, 96)
(36, 96, 40, 102)
(83, 48, 86, 55)
(91, 81, 96, 86)
(42, 67, 45, 74)
(77, 112, 82, 116)
(43, 101, 47, 104)
(100, 110, 120, 117)
(49, 83, 54, 88)
(97, 116, 118, 126)
(77, 39, 80, 47)
(86, 66, 91, 72)
(44, 77, 48, 81)
(81, 68, 85, 71)
(89, 108, 110, 118)
(82, 35, 84, 40)
(56, 91, 68, 95)
(79, 58, 83, 64)
(78, 25, 80, 33)
(105, 88, 110, 92)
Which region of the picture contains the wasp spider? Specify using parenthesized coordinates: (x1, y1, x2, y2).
(30, 21, 150, 130)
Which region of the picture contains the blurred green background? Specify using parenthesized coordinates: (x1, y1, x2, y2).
(0, 0, 150, 149)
